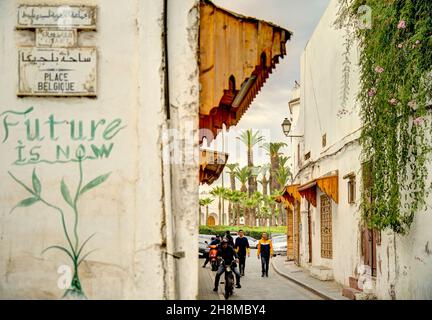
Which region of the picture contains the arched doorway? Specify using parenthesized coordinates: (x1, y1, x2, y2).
(207, 216, 216, 226)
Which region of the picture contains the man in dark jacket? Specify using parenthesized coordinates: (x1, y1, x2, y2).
(234, 230, 250, 276)
(225, 231, 234, 247)
(213, 239, 241, 291)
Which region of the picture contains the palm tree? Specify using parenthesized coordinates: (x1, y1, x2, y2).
(220, 188, 234, 225)
(225, 163, 239, 224)
(225, 163, 239, 190)
(259, 205, 271, 227)
(228, 190, 244, 225)
(262, 142, 287, 225)
(250, 191, 263, 227)
(199, 198, 213, 226)
(237, 130, 265, 196)
(274, 158, 292, 226)
(259, 195, 273, 227)
(239, 194, 251, 226)
(275, 163, 292, 191)
(210, 186, 226, 226)
(262, 142, 288, 191)
(258, 164, 270, 196)
(235, 166, 250, 193)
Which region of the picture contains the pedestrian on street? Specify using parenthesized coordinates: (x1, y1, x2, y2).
(234, 229, 250, 276)
(202, 235, 221, 268)
(225, 230, 234, 247)
(257, 232, 273, 277)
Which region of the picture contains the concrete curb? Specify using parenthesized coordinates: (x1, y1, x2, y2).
(271, 259, 334, 300)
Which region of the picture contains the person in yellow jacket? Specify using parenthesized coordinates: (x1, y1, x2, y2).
(257, 232, 273, 277)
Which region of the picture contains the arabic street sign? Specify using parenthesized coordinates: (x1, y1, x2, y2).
(36, 29, 77, 48)
(18, 47, 97, 96)
(17, 5, 96, 29)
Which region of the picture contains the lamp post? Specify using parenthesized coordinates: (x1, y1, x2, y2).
(281, 118, 303, 138)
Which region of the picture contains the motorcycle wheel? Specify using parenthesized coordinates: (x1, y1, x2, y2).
(224, 273, 234, 300)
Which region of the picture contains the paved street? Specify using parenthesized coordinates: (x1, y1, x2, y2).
(199, 249, 322, 300)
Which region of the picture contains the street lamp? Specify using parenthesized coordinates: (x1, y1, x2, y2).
(281, 118, 303, 138)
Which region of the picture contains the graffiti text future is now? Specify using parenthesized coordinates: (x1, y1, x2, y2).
(0, 107, 126, 165)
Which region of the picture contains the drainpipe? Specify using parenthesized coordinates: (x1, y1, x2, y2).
(161, 0, 178, 300)
(163, 0, 171, 121)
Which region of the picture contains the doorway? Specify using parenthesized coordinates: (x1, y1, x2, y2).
(287, 207, 294, 260)
(293, 202, 301, 265)
(307, 202, 312, 263)
(362, 226, 378, 277)
(207, 216, 216, 226)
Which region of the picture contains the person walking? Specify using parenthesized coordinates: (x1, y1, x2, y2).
(225, 230, 234, 247)
(257, 232, 273, 277)
(234, 230, 250, 276)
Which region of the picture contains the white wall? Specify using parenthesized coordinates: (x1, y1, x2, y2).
(0, 0, 200, 300)
(293, 0, 432, 299)
(293, 0, 362, 288)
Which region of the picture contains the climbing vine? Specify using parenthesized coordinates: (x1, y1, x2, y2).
(337, 0, 432, 234)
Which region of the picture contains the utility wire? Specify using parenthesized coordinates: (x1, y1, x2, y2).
(306, 51, 323, 135)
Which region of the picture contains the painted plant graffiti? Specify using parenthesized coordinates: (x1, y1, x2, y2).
(9, 148, 110, 299)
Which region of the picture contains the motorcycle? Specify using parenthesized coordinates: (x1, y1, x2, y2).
(220, 259, 236, 300)
(208, 245, 219, 271)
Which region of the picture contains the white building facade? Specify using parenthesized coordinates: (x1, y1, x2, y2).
(288, 0, 432, 300)
(0, 0, 200, 300)
(0, 0, 290, 300)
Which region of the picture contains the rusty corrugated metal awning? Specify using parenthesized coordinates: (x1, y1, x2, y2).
(297, 173, 339, 207)
(298, 181, 317, 207)
(316, 174, 339, 204)
(282, 184, 302, 205)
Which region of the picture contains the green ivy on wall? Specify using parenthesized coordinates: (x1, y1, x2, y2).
(337, 0, 432, 234)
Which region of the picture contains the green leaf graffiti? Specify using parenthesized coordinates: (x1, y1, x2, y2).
(42, 245, 75, 263)
(9, 162, 111, 299)
(11, 197, 39, 213)
(61, 179, 74, 208)
(32, 169, 41, 196)
(80, 172, 111, 195)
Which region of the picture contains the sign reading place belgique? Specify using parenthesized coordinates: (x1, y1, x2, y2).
(17, 5, 97, 97)
(18, 47, 97, 96)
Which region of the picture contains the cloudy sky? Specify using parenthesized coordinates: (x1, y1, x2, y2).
(201, 0, 330, 193)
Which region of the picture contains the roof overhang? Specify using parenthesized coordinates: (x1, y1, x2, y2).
(199, 0, 292, 144)
(199, 149, 229, 185)
(282, 184, 302, 205)
(298, 172, 339, 207)
(298, 181, 317, 207)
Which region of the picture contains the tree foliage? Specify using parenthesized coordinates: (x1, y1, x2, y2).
(337, 0, 432, 234)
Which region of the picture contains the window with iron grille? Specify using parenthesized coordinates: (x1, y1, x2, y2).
(320, 195, 332, 259)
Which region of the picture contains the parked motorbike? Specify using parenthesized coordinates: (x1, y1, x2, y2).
(208, 245, 219, 271)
